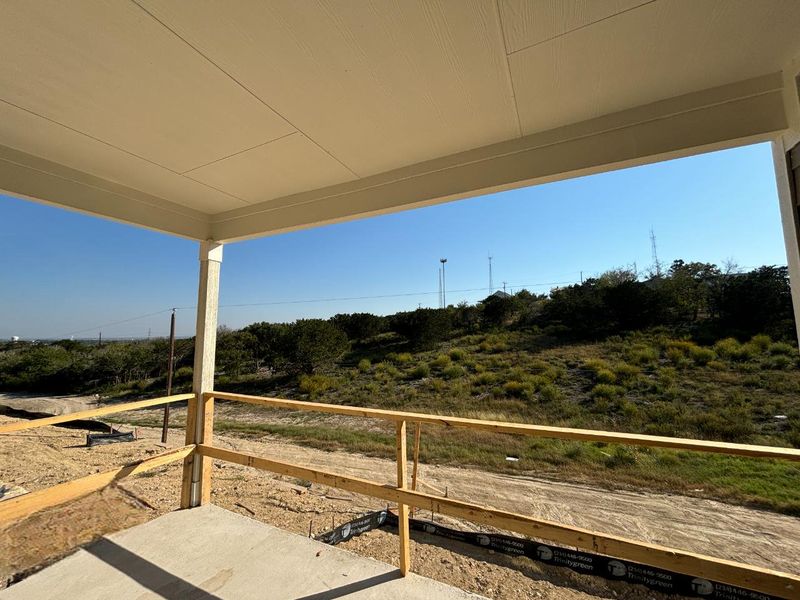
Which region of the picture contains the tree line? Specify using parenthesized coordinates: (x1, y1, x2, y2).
(0, 260, 794, 393)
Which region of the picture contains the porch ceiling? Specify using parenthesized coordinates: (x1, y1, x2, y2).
(0, 1, 798, 241)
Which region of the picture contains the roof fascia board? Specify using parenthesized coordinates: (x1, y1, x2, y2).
(0, 143, 210, 240)
(212, 73, 787, 242)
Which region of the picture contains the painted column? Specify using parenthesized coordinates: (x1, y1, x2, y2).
(181, 240, 223, 508)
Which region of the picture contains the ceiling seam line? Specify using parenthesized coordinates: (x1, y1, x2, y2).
(181, 132, 299, 174)
(0, 96, 250, 205)
(209, 87, 781, 224)
(494, 0, 522, 138)
(0, 156, 210, 224)
(507, 0, 659, 57)
(131, 0, 361, 179)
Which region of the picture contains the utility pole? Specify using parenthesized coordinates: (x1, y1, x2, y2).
(650, 227, 662, 277)
(503, 281, 507, 294)
(440, 258, 448, 307)
(98, 331, 102, 347)
(488, 253, 493, 293)
(160, 309, 176, 444)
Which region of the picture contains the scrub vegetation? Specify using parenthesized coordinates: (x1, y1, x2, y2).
(2, 260, 800, 514)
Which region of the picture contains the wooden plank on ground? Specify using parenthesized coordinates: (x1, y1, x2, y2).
(208, 391, 800, 462)
(196, 444, 800, 599)
(0, 394, 195, 434)
(0, 445, 194, 526)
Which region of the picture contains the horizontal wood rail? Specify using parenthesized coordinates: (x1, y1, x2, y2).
(198, 444, 799, 599)
(209, 391, 800, 461)
(0, 393, 195, 434)
(0, 445, 193, 526)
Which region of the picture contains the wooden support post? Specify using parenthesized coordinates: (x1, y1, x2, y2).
(396, 420, 411, 576)
(181, 240, 222, 508)
(411, 423, 421, 492)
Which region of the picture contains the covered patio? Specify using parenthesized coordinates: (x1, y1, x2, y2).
(2, 1, 800, 598)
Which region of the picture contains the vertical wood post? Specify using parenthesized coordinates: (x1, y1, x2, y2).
(181, 240, 223, 508)
(773, 139, 800, 346)
(396, 420, 411, 575)
(411, 422, 421, 492)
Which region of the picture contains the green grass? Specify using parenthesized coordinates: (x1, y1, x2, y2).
(118, 329, 800, 515)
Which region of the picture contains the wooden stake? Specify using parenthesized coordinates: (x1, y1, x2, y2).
(396, 420, 411, 576)
(411, 423, 421, 492)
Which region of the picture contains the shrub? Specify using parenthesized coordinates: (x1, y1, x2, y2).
(474, 372, 496, 386)
(688, 346, 715, 366)
(430, 354, 452, 369)
(595, 368, 617, 384)
(665, 347, 689, 369)
(374, 362, 400, 379)
(769, 342, 796, 356)
(357, 358, 371, 373)
(605, 446, 637, 468)
(409, 364, 430, 379)
(539, 384, 564, 403)
(591, 383, 624, 399)
(298, 374, 338, 399)
(584, 358, 611, 373)
(765, 355, 793, 370)
(448, 348, 467, 362)
(392, 308, 453, 350)
(750, 334, 772, 352)
(503, 381, 530, 398)
(174, 366, 193, 381)
(442, 365, 465, 379)
(394, 352, 413, 364)
(626, 345, 659, 365)
(284, 319, 349, 373)
(613, 362, 640, 382)
(713, 338, 754, 361)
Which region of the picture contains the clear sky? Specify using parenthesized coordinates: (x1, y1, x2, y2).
(0, 142, 788, 340)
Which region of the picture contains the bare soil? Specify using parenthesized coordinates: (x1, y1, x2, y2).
(1, 412, 799, 599)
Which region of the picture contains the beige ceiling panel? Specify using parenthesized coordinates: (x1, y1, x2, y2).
(499, 0, 650, 53)
(0, 1, 294, 174)
(0, 100, 248, 214)
(186, 133, 356, 204)
(509, 0, 800, 135)
(138, 0, 519, 177)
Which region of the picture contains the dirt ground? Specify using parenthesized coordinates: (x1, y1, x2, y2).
(1, 413, 799, 599)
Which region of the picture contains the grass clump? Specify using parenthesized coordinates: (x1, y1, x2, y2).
(448, 348, 467, 362)
(430, 354, 452, 369)
(714, 338, 755, 361)
(408, 363, 430, 379)
(357, 358, 371, 373)
(298, 374, 339, 399)
(591, 383, 624, 399)
(769, 342, 796, 356)
(503, 381, 531, 398)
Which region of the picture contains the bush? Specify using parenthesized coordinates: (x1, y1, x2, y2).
(174, 366, 193, 381)
(769, 342, 796, 356)
(595, 368, 617, 384)
(374, 362, 400, 379)
(613, 362, 640, 382)
(394, 352, 413, 364)
(765, 355, 793, 370)
(298, 374, 338, 399)
(409, 364, 430, 379)
(503, 381, 530, 398)
(688, 346, 715, 366)
(392, 308, 453, 350)
(605, 446, 637, 468)
(330, 313, 387, 341)
(442, 365, 465, 379)
(430, 354, 452, 369)
(473, 372, 496, 386)
(713, 338, 754, 361)
(591, 384, 624, 399)
(626, 345, 659, 366)
(283, 319, 349, 373)
(448, 348, 467, 362)
(357, 358, 371, 372)
(539, 384, 564, 403)
(750, 334, 772, 352)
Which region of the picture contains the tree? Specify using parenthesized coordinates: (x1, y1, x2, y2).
(283, 320, 349, 373)
(392, 308, 452, 350)
(216, 327, 258, 377)
(330, 313, 387, 341)
(480, 294, 519, 329)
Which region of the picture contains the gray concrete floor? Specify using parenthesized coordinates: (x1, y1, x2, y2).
(1, 504, 485, 599)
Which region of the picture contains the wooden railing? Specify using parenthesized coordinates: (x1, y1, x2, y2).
(205, 391, 800, 599)
(0, 393, 194, 525)
(1, 389, 799, 599)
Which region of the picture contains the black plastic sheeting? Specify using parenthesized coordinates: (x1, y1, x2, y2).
(316, 510, 785, 600)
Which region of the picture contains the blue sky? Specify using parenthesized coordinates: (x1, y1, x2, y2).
(0, 142, 787, 339)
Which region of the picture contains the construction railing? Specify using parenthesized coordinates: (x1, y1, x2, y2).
(0, 393, 194, 525)
(1, 389, 799, 599)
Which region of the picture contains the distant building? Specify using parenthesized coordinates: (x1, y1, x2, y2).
(490, 290, 511, 299)
(11, 336, 19, 342)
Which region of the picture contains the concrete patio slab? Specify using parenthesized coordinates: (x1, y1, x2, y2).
(0, 504, 485, 599)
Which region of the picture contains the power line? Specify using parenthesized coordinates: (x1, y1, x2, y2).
(53, 278, 582, 338)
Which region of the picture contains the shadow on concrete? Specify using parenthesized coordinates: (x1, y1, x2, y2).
(294, 570, 403, 600)
(85, 538, 223, 600)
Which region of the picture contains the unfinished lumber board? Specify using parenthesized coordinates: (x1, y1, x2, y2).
(0, 445, 194, 526)
(208, 391, 800, 462)
(0, 393, 195, 434)
(396, 420, 411, 575)
(197, 444, 800, 599)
